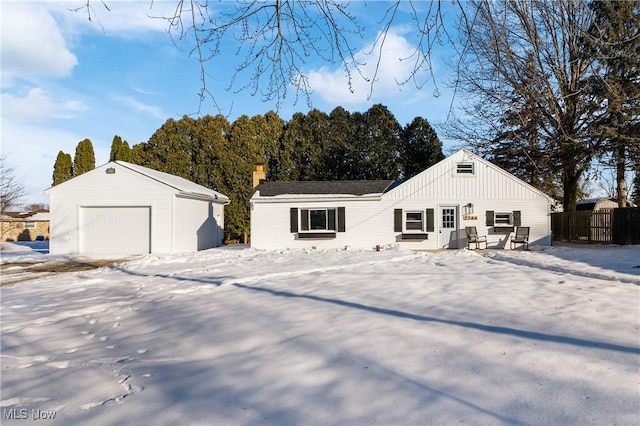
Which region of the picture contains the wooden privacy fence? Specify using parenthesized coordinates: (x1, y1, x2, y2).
(551, 208, 640, 245)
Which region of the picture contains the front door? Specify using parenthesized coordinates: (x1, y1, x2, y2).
(439, 206, 459, 249)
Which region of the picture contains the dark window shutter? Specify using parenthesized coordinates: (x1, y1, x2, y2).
(394, 209, 402, 232)
(328, 209, 336, 231)
(290, 208, 298, 233)
(426, 208, 435, 232)
(513, 210, 521, 226)
(486, 210, 495, 226)
(337, 207, 346, 232)
(300, 209, 310, 231)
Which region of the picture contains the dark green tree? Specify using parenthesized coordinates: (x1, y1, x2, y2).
(399, 117, 444, 180)
(73, 139, 95, 176)
(52, 151, 74, 185)
(321, 106, 356, 181)
(278, 111, 326, 181)
(222, 112, 284, 237)
(352, 104, 402, 180)
(109, 135, 132, 162)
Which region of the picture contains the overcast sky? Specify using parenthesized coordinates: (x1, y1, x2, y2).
(2, 1, 463, 206)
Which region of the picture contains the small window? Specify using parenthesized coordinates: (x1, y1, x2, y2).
(456, 162, 475, 175)
(494, 212, 513, 226)
(405, 211, 424, 232)
(24, 221, 36, 229)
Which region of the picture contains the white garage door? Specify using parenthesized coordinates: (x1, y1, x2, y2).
(80, 206, 151, 255)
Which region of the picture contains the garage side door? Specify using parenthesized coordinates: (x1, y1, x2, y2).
(80, 207, 151, 255)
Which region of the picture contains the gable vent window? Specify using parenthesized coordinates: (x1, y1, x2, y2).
(456, 162, 475, 175)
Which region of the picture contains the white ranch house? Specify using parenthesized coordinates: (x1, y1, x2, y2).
(251, 149, 553, 250)
(46, 161, 229, 255)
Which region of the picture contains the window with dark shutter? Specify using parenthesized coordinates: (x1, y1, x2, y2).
(426, 208, 434, 232)
(486, 210, 495, 226)
(337, 207, 346, 232)
(290, 208, 298, 233)
(300, 209, 310, 231)
(296, 208, 340, 238)
(394, 209, 402, 232)
(513, 210, 522, 227)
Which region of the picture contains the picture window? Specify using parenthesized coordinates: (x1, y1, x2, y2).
(302, 208, 336, 232)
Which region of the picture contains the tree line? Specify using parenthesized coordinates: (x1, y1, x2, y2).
(52, 104, 444, 238)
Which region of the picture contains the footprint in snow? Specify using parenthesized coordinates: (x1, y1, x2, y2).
(112, 321, 120, 328)
(88, 318, 98, 325)
(136, 349, 148, 354)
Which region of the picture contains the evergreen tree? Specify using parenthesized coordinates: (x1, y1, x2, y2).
(400, 117, 445, 180)
(278, 111, 325, 181)
(74, 138, 96, 176)
(222, 113, 284, 237)
(352, 104, 402, 180)
(109, 135, 132, 162)
(52, 151, 74, 185)
(321, 106, 355, 181)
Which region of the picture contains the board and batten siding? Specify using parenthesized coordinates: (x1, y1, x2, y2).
(384, 150, 547, 201)
(174, 195, 225, 252)
(47, 163, 175, 254)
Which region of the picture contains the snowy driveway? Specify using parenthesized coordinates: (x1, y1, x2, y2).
(1, 245, 639, 425)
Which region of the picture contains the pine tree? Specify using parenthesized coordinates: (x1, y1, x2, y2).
(74, 139, 96, 176)
(109, 135, 132, 162)
(52, 151, 74, 185)
(110, 135, 123, 161)
(400, 117, 445, 180)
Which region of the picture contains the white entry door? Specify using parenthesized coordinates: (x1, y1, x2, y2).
(439, 206, 459, 249)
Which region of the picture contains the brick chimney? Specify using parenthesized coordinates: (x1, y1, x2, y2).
(252, 164, 266, 188)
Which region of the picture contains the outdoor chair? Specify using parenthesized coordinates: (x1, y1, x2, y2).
(465, 226, 487, 250)
(510, 226, 530, 250)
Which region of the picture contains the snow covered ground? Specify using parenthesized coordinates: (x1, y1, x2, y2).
(1, 243, 639, 425)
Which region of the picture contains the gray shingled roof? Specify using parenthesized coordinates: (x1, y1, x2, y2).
(255, 180, 396, 197)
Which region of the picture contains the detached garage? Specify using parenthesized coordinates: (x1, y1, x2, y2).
(45, 161, 229, 255)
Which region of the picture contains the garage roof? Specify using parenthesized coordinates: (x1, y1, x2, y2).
(116, 161, 230, 203)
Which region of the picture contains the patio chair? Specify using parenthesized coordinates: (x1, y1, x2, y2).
(465, 226, 487, 250)
(510, 226, 530, 250)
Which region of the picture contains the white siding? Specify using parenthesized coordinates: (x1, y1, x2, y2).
(251, 199, 390, 250)
(174, 196, 224, 252)
(47, 163, 174, 254)
(385, 150, 548, 201)
(251, 150, 552, 251)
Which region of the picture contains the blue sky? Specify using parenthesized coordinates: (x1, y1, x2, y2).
(2, 1, 463, 206)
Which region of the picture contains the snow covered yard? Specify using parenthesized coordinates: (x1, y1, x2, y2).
(1, 244, 639, 425)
